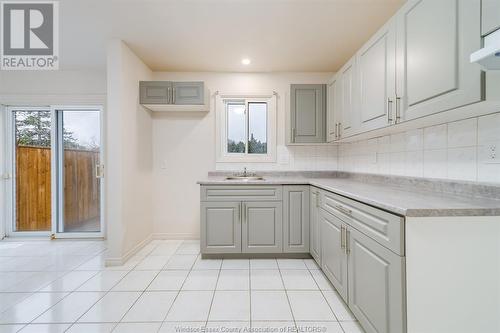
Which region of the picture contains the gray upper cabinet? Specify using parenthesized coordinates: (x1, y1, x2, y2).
(139, 81, 207, 111)
(482, 0, 500, 36)
(172, 82, 204, 105)
(339, 58, 356, 138)
(347, 227, 405, 333)
(396, 0, 482, 121)
(357, 18, 397, 132)
(326, 76, 341, 142)
(290, 84, 326, 143)
(283, 186, 310, 253)
(242, 201, 283, 253)
(140, 81, 171, 104)
(200, 201, 241, 254)
(309, 188, 321, 264)
(320, 209, 348, 301)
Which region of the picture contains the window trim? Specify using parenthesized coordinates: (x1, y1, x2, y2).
(216, 92, 277, 163)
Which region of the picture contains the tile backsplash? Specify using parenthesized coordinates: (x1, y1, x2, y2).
(338, 112, 500, 184)
(216, 145, 338, 171)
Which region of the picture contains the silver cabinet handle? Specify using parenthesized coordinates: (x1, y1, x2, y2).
(167, 87, 171, 104)
(239, 203, 242, 222)
(346, 229, 351, 254)
(242, 203, 246, 223)
(338, 123, 341, 138)
(387, 98, 394, 124)
(292, 128, 296, 143)
(335, 205, 352, 215)
(395, 96, 401, 123)
(335, 123, 339, 139)
(340, 225, 345, 250)
(172, 88, 176, 104)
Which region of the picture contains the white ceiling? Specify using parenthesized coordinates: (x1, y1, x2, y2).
(60, 0, 404, 72)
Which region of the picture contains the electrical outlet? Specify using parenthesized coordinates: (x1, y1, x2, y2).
(160, 160, 167, 169)
(485, 144, 500, 164)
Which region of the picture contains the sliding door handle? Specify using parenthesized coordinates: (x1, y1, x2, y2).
(387, 98, 394, 124)
(95, 164, 104, 178)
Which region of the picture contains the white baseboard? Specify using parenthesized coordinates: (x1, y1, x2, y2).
(152, 233, 199, 240)
(105, 234, 152, 266)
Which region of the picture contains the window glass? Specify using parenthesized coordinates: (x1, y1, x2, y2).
(248, 102, 267, 154)
(227, 103, 246, 153)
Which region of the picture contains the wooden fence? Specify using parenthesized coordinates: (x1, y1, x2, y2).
(15, 145, 100, 231)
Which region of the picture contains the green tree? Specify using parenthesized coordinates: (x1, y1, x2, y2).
(248, 133, 267, 154)
(15, 111, 81, 149)
(227, 139, 245, 153)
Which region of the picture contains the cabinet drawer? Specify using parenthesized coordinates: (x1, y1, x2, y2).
(320, 190, 404, 255)
(201, 185, 282, 201)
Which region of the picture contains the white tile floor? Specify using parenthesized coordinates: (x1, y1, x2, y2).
(0, 239, 365, 332)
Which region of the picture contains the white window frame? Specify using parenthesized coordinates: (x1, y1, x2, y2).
(216, 92, 277, 163)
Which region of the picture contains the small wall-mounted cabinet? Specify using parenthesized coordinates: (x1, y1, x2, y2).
(139, 81, 209, 112)
(289, 84, 327, 144)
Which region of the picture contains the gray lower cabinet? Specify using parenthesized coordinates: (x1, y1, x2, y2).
(242, 201, 283, 253)
(290, 84, 326, 143)
(283, 186, 310, 253)
(309, 188, 321, 264)
(347, 227, 405, 333)
(320, 209, 348, 302)
(200, 201, 241, 254)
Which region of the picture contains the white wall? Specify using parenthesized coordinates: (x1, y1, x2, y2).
(106, 40, 154, 262)
(338, 111, 500, 183)
(0, 70, 106, 105)
(151, 72, 336, 238)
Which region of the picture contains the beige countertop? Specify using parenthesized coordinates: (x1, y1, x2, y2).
(198, 176, 500, 217)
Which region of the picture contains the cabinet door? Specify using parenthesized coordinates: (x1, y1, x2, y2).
(309, 189, 321, 264)
(283, 186, 310, 253)
(242, 201, 282, 253)
(482, 0, 500, 36)
(357, 18, 396, 132)
(320, 209, 348, 301)
(396, 0, 482, 121)
(201, 201, 241, 254)
(172, 82, 204, 105)
(139, 81, 171, 104)
(347, 227, 405, 333)
(326, 76, 340, 142)
(339, 58, 357, 138)
(290, 84, 326, 143)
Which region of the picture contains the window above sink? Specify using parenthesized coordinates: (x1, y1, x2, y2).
(215, 92, 277, 163)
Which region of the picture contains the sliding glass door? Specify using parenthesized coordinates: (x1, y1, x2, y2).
(6, 106, 103, 238)
(54, 108, 103, 236)
(11, 108, 52, 235)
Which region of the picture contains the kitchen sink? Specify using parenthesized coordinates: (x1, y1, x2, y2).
(225, 176, 264, 180)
